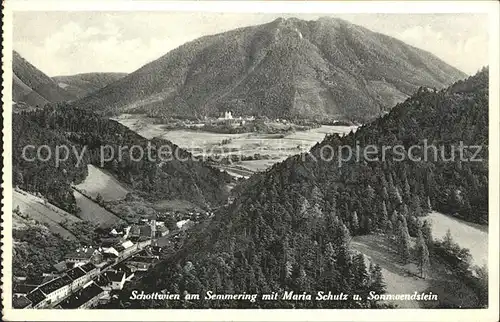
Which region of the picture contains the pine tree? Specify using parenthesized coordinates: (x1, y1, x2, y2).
(421, 220, 433, 249)
(416, 229, 430, 278)
(351, 211, 359, 235)
(381, 201, 389, 231)
(369, 262, 385, 294)
(96, 193, 104, 204)
(389, 184, 402, 205)
(352, 253, 369, 298)
(403, 177, 411, 202)
(390, 210, 398, 226)
(412, 195, 423, 217)
(425, 196, 432, 212)
(401, 203, 409, 218)
(366, 185, 375, 201)
(325, 242, 336, 267)
(396, 218, 411, 264)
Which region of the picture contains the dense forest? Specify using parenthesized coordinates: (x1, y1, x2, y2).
(12, 106, 232, 214)
(118, 69, 488, 309)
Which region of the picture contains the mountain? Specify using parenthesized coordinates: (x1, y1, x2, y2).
(74, 17, 466, 122)
(12, 51, 76, 107)
(52, 73, 127, 98)
(121, 69, 488, 308)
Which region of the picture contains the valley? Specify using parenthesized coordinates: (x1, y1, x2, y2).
(115, 114, 358, 177)
(8, 13, 491, 312)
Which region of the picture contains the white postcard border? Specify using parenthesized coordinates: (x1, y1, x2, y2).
(2, 1, 499, 321)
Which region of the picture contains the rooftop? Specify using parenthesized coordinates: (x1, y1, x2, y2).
(66, 267, 86, 280)
(26, 289, 45, 306)
(12, 295, 32, 308)
(113, 263, 133, 275)
(13, 283, 37, 295)
(79, 262, 97, 273)
(106, 271, 125, 282)
(94, 274, 111, 288)
(52, 261, 68, 273)
(129, 256, 156, 264)
(65, 247, 98, 259)
(39, 275, 72, 295)
(59, 282, 104, 309)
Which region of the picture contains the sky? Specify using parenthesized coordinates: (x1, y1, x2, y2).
(13, 12, 489, 76)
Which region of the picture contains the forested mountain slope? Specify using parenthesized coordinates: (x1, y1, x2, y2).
(73, 17, 465, 122)
(53, 73, 127, 98)
(13, 51, 76, 107)
(124, 69, 488, 309)
(12, 106, 232, 215)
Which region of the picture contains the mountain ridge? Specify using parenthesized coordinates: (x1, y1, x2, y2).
(52, 72, 127, 98)
(73, 17, 466, 122)
(121, 68, 488, 309)
(12, 51, 76, 107)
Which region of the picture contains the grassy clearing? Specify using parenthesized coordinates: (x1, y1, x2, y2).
(153, 199, 203, 213)
(75, 164, 130, 201)
(13, 189, 81, 240)
(425, 212, 488, 266)
(73, 190, 123, 228)
(352, 234, 479, 308)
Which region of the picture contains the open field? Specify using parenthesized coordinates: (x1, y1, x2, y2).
(352, 234, 479, 308)
(116, 114, 357, 177)
(13, 189, 81, 240)
(425, 211, 488, 266)
(73, 190, 124, 228)
(75, 164, 130, 201)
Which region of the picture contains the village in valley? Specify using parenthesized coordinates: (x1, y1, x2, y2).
(12, 202, 200, 309)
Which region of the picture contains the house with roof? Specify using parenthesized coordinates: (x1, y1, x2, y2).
(125, 255, 157, 271)
(113, 263, 135, 281)
(94, 274, 112, 291)
(58, 282, 105, 309)
(107, 271, 127, 290)
(80, 262, 99, 279)
(26, 274, 74, 308)
(66, 266, 90, 290)
(25, 263, 100, 308)
(103, 240, 137, 260)
(65, 246, 102, 265)
(156, 225, 169, 237)
(150, 246, 163, 256)
(26, 289, 47, 308)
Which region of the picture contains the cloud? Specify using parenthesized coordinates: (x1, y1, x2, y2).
(394, 24, 487, 74)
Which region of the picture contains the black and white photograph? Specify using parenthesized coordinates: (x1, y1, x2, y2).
(2, 1, 499, 321)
